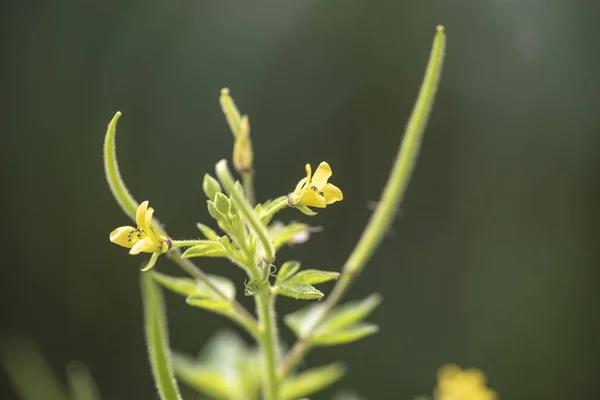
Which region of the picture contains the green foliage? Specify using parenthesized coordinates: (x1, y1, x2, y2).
(280, 363, 346, 400)
(173, 330, 261, 400)
(98, 27, 446, 400)
(285, 294, 381, 346)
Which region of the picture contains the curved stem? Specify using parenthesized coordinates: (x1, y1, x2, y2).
(260, 196, 288, 223)
(279, 26, 446, 378)
(216, 160, 276, 264)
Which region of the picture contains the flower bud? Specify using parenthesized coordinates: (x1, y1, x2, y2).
(233, 115, 253, 173)
(202, 173, 222, 200)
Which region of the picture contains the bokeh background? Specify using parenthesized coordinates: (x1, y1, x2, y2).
(2, 0, 599, 399)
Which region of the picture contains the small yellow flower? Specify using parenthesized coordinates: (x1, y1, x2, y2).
(110, 201, 170, 255)
(435, 364, 497, 400)
(287, 162, 343, 208)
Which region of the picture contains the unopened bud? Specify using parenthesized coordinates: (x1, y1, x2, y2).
(233, 115, 253, 173)
(202, 173, 222, 200)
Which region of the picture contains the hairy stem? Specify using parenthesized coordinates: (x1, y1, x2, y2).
(242, 170, 256, 206)
(256, 292, 280, 400)
(279, 26, 446, 377)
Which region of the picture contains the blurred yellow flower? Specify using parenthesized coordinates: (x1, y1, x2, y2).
(110, 201, 170, 255)
(435, 364, 497, 400)
(287, 162, 343, 208)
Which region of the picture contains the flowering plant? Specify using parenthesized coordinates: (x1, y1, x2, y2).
(100, 25, 488, 400)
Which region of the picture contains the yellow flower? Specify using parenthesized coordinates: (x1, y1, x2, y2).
(287, 162, 343, 208)
(435, 364, 497, 400)
(110, 201, 170, 255)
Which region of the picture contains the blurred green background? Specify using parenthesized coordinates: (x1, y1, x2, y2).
(2, 0, 599, 399)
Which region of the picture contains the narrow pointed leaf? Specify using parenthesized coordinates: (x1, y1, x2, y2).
(275, 261, 301, 285)
(213, 193, 231, 216)
(295, 205, 317, 216)
(286, 269, 340, 285)
(172, 353, 232, 400)
(284, 303, 323, 338)
(320, 294, 382, 333)
(141, 252, 160, 272)
(270, 222, 312, 249)
(312, 323, 379, 346)
(196, 223, 219, 241)
(281, 363, 346, 400)
(140, 273, 183, 400)
(152, 272, 197, 296)
(181, 241, 228, 259)
(196, 275, 236, 300)
(276, 283, 323, 300)
(186, 297, 231, 312)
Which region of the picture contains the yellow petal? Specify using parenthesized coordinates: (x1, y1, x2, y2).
(129, 236, 160, 255)
(294, 177, 308, 193)
(311, 161, 332, 190)
(321, 183, 343, 204)
(109, 226, 136, 248)
(304, 164, 312, 186)
(136, 201, 149, 227)
(299, 190, 327, 208)
(141, 206, 154, 234)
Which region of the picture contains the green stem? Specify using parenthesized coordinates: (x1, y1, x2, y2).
(260, 196, 288, 222)
(215, 159, 276, 264)
(166, 250, 260, 338)
(256, 292, 280, 400)
(279, 26, 446, 378)
(170, 240, 208, 248)
(242, 170, 256, 206)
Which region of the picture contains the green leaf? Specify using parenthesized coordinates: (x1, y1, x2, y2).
(320, 294, 382, 333)
(276, 283, 323, 300)
(140, 273, 183, 400)
(213, 193, 231, 216)
(295, 205, 317, 216)
(196, 223, 219, 241)
(181, 241, 228, 259)
(281, 363, 346, 400)
(244, 278, 270, 296)
(284, 303, 323, 338)
(312, 323, 379, 346)
(286, 269, 340, 285)
(152, 272, 197, 296)
(202, 173, 222, 200)
(207, 200, 226, 222)
(103, 111, 137, 221)
(66, 361, 101, 400)
(172, 354, 231, 400)
(152, 272, 235, 301)
(270, 222, 312, 249)
(197, 275, 236, 300)
(141, 252, 160, 272)
(275, 261, 301, 285)
(186, 297, 231, 312)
